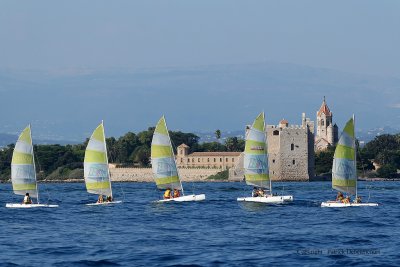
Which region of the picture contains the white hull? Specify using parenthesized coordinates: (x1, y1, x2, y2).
(86, 200, 122, 206)
(321, 201, 378, 208)
(6, 203, 59, 208)
(237, 195, 293, 204)
(156, 194, 205, 202)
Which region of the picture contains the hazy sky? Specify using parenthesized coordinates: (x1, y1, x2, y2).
(1, 1, 399, 140)
(1, 1, 400, 77)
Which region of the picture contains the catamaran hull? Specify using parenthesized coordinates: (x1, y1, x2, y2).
(321, 201, 378, 207)
(156, 194, 205, 202)
(5, 203, 59, 208)
(86, 201, 123, 206)
(237, 195, 293, 204)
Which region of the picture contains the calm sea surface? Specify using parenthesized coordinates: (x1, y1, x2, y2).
(0, 181, 398, 267)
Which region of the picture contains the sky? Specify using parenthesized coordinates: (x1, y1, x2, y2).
(0, 1, 399, 140)
(1, 1, 400, 76)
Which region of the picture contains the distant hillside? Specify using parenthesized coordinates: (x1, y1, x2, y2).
(0, 133, 16, 147)
(195, 126, 400, 145)
(0, 133, 78, 148)
(1, 62, 399, 140)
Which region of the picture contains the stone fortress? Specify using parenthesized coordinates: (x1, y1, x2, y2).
(229, 113, 315, 181)
(109, 98, 338, 182)
(229, 97, 338, 181)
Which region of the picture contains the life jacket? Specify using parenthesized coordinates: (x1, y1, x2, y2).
(24, 196, 31, 204)
(173, 190, 180, 198)
(164, 189, 171, 199)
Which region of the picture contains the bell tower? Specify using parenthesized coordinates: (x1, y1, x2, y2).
(315, 97, 337, 150)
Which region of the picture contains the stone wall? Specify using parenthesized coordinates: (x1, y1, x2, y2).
(229, 115, 315, 182)
(276, 126, 311, 181)
(109, 167, 222, 182)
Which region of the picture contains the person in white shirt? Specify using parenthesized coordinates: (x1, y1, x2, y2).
(23, 193, 32, 204)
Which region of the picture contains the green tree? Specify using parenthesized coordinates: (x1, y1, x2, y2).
(132, 146, 150, 166)
(215, 129, 221, 142)
(315, 145, 335, 175)
(362, 134, 400, 161)
(225, 137, 244, 152)
(197, 142, 226, 152)
(377, 164, 398, 178)
(170, 131, 199, 152)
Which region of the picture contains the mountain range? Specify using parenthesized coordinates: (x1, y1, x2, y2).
(0, 61, 399, 141)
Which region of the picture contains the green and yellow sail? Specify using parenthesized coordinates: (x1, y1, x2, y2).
(84, 122, 112, 196)
(244, 112, 270, 188)
(332, 116, 357, 195)
(11, 125, 38, 198)
(151, 116, 182, 190)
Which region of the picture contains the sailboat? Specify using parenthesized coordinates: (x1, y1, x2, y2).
(321, 115, 378, 207)
(237, 112, 293, 203)
(84, 121, 121, 205)
(151, 116, 205, 202)
(6, 125, 58, 208)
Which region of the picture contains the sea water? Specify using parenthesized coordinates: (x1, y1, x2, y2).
(0, 181, 398, 266)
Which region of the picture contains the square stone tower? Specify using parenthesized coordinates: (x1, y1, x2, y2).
(267, 114, 315, 181)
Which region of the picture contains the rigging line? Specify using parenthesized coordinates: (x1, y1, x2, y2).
(356, 141, 375, 201)
(118, 181, 126, 202)
(32, 145, 51, 203)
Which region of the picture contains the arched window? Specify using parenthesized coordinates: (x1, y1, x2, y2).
(292, 159, 295, 165)
(273, 130, 279, 136)
(291, 144, 294, 151)
(321, 120, 325, 126)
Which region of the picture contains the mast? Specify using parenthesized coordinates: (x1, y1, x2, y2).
(102, 120, 113, 199)
(164, 116, 184, 195)
(263, 112, 272, 195)
(354, 114, 357, 199)
(30, 124, 40, 204)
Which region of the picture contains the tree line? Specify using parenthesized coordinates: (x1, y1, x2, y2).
(315, 134, 400, 178)
(0, 128, 244, 181)
(1, 130, 398, 181)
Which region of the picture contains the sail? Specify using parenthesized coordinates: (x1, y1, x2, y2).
(332, 117, 356, 195)
(84, 122, 112, 196)
(11, 125, 38, 198)
(244, 112, 270, 188)
(151, 116, 182, 190)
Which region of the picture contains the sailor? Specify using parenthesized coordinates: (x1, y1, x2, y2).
(97, 195, 104, 203)
(258, 188, 265, 197)
(342, 196, 351, 204)
(173, 189, 180, 198)
(164, 188, 172, 199)
(106, 195, 113, 202)
(354, 196, 362, 203)
(23, 193, 32, 204)
(336, 192, 344, 202)
(252, 187, 259, 197)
